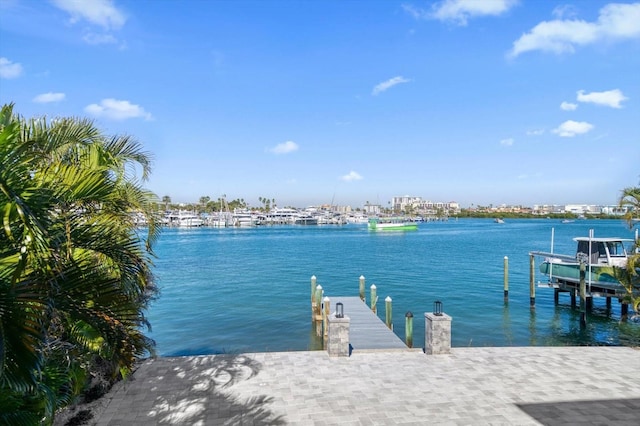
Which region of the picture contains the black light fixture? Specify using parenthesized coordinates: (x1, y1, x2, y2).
(336, 302, 344, 318)
(434, 300, 443, 316)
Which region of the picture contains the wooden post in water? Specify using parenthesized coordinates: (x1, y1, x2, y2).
(310, 275, 317, 320)
(385, 296, 392, 330)
(579, 261, 587, 329)
(503, 256, 509, 301)
(370, 284, 377, 314)
(621, 302, 629, 321)
(314, 285, 324, 336)
(405, 311, 413, 348)
(570, 288, 576, 308)
(314, 285, 323, 321)
(606, 297, 612, 310)
(359, 275, 366, 303)
(529, 255, 535, 308)
(323, 296, 330, 340)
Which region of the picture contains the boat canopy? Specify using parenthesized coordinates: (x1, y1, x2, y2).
(573, 237, 632, 264)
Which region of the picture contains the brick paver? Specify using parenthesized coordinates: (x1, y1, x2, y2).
(94, 346, 640, 425)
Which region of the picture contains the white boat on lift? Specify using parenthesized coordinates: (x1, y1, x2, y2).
(530, 229, 639, 296)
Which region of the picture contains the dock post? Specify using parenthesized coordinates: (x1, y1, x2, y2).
(327, 312, 350, 357)
(554, 288, 559, 304)
(503, 256, 509, 301)
(359, 275, 366, 303)
(314, 285, 323, 321)
(311, 276, 317, 321)
(529, 255, 535, 308)
(370, 284, 377, 314)
(621, 302, 629, 320)
(385, 296, 392, 330)
(323, 297, 330, 340)
(570, 289, 576, 308)
(314, 286, 324, 337)
(606, 297, 612, 310)
(405, 311, 414, 348)
(425, 311, 451, 355)
(579, 262, 587, 329)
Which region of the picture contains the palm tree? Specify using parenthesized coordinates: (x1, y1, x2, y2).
(620, 185, 640, 225)
(199, 195, 210, 212)
(162, 195, 171, 211)
(618, 183, 640, 315)
(0, 104, 160, 424)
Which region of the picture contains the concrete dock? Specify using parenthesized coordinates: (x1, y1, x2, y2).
(89, 346, 640, 425)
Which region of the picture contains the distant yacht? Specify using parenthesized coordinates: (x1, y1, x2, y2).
(165, 210, 204, 227)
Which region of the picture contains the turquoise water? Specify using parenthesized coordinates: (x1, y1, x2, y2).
(146, 219, 639, 356)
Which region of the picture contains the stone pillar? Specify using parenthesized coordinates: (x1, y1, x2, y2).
(327, 314, 350, 357)
(425, 312, 451, 355)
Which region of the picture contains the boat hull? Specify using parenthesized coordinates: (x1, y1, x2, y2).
(539, 261, 621, 290)
(368, 220, 417, 231)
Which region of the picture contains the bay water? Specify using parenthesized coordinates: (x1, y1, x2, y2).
(146, 218, 639, 356)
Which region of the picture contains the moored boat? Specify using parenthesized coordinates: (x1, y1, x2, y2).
(531, 230, 638, 296)
(165, 210, 204, 227)
(368, 217, 418, 231)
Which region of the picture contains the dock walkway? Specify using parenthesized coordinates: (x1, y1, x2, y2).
(331, 296, 408, 351)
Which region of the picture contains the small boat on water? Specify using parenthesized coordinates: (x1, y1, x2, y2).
(494, 218, 505, 224)
(531, 230, 638, 296)
(368, 217, 418, 231)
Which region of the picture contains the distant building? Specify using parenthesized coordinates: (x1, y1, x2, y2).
(532, 204, 628, 216)
(391, 196, 460, 215)
(363, 203, 381, 215)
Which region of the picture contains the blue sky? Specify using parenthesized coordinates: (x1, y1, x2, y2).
(1, 0, 639, 208)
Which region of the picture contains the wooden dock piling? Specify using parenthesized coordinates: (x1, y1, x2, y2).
(405, 311, 413, 348)
(359, 275, 366, 302)
(529, 255, 536, 308)
(370, 284, 377, 314)
(503, 256, 509, 301)
(579, 262, 587, 329)
(385, 296, 392, 330)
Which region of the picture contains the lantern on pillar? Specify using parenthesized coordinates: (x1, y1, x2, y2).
(336, 302, 344, 318)
(434, 300, 443, 316)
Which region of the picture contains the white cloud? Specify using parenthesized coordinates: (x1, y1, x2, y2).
(0, 57, 23, 79)
(576, 89, 628, 108)
(552, 120, 594, 137)
(560, 101, 578, 111)
(33, 92, 66, 103)
(269, 141, 299, 154)
(51, 0, 126, 30)
(510, 2, 640, 57)
(372, 76, 411, 95)
(84, 98, 152, 121)
(552, 4, 578, 20)
(526, 129, 545, 136)
(341, 171, 363, 182)
(83, 32, 118, 45)
(500, 138, 514, 146)
(404, 0, 518, 26)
